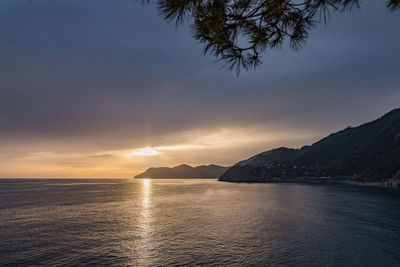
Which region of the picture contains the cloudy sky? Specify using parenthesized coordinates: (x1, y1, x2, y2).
(0, 0, 399, 178)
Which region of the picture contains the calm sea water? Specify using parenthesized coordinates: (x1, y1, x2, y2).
(0, 179, 399, 266)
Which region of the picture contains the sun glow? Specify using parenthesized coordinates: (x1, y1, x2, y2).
(130, 147, 160, 156)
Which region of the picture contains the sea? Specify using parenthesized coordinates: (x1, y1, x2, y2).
(0, 179, 399, 266)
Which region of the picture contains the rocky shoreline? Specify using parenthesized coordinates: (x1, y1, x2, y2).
(219, 177, 400, 189)
(335, 179, 400, 188)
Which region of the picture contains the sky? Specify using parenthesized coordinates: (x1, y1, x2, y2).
(0, 0, 399, 178)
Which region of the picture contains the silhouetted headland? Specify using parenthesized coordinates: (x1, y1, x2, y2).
(135, 164, 229, 179)
(220, 108, 400, 187)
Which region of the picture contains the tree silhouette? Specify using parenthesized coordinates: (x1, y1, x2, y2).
(143, 0, 399, 75)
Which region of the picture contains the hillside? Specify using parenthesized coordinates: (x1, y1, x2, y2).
(220, 108, 400, 182)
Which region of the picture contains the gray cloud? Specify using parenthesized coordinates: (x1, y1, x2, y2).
(0, 0, 399, 154)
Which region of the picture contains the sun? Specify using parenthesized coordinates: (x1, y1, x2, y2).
(131, 147, 160, 156)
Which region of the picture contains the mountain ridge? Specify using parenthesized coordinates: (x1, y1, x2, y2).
(220, 108, 400, 183)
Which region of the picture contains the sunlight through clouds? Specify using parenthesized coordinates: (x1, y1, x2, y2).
(0, 125, 321, 178)
(130, 147, 160, 156)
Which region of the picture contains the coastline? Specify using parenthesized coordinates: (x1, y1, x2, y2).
(218, 178, 400, 189)
(134, 177, 217, 179)
(334, 179, 400, 189)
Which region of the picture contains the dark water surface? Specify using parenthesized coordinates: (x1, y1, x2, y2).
(0, 179, 399, 266)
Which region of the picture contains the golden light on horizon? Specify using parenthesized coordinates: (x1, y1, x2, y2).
(0, 126, 319, 178)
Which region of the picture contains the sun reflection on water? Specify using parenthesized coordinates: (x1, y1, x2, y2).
(135, 178, 153, 264)
(143, 179, 150, 204)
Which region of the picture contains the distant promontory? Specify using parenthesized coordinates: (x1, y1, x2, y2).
(135, 164, 229, 179)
